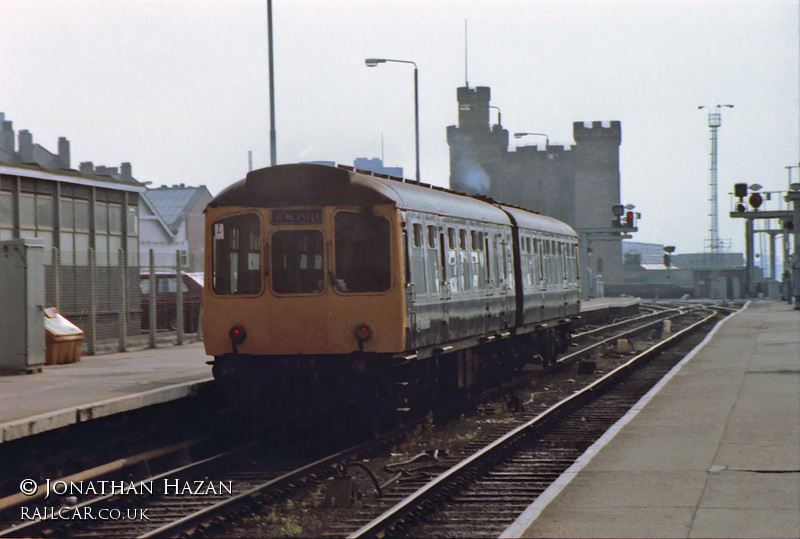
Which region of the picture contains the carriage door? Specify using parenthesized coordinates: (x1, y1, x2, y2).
(500, 234, 515, 327)
(558, 241, 568, 318)
(403, 225, 417, 348)
(420, 224, 445, 344)
(439, 230, 451, 336)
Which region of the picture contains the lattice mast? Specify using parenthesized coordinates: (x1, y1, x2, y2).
(699, 104, 733, 253)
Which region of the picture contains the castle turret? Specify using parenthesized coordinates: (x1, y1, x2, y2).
(447, 86, 509, 196)
(571, 121, 622, 230)
(456, 86, 491, 133)
(572, 121, 624, 289)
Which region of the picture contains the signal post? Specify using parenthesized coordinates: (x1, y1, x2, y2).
(730, 181, 799, 308)
(577, 204, 638, 300)
(789, 187, 800, 309)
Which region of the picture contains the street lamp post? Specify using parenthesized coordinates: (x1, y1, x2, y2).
(514, 132, 549, 148)
(365, 58, 420, 182)
(267, 0, 277, 166)
(489, 105, 502, 126)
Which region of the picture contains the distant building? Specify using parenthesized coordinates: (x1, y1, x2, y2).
(623, 241, 668, 266)
(353, 157, 403, 177)
(617, 241, 693, 298)
(140, 184, 212, 272)
(301, 158, 403, 178)
(616, 240, 746, 299)
(0, 112, 144, 346)
(446, 86, 623, 295)
(0, 113, 72, 169)
(301, 160, 336, 167)
(674, 252, 746, 299)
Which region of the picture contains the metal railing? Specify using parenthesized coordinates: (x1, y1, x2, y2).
(45, 248, 202, 355)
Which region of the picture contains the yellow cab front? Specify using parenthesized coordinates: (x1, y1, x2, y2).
(202, 203, 406, 358)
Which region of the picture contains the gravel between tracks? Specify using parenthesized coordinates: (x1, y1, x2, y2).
(222, 337, 655, 538)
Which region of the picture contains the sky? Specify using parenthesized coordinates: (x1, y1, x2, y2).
(2, 0, 798, 259)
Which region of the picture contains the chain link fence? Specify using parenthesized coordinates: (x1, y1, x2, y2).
(44, 248, 202, 355)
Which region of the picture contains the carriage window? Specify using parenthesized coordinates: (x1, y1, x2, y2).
(427, 225, 437, 248)
(459, 229, 467, 250)
(410, 226, 427, 294)
(335, 212, 390, 293)
(272, 230, 324, 294)
(212, 213, 262, 295)
(413, 223, 423, 248)
(447, 227, 456, 249)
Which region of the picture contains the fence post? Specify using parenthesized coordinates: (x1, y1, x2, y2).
(176, 250, 184, 345)
(149, 249, 156, 348)
(118, 249, 127, 352)
(88, 247, 96, 355)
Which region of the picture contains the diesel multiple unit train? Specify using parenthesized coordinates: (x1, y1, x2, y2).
(203, 163, 581, 428)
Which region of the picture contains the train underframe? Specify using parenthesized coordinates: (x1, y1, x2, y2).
(211, 323, 572, 440)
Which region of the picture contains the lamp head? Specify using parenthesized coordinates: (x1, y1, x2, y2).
(365, 58, 385, 67)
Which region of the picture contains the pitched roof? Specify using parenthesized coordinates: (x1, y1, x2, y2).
(144, 185, 211, 234)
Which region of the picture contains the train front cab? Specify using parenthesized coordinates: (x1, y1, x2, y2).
(202, 202, 407, 385)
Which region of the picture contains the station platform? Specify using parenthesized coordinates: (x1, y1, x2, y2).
(1, 300, 639, 446)
(502, 300, 800, 538)
(579, 295, 640, 313)
(0, 342, 213, 443)
(579, 296, 641, 325)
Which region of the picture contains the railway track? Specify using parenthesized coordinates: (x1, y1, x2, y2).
(0, 426, 409, 539)
(335, 305, 724, 538)
(0, 303, 727, 538)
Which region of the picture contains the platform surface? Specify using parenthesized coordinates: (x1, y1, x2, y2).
(580, 296, 640, 313)
(503, 300, 800, 538)
(0, 342, 212, 443)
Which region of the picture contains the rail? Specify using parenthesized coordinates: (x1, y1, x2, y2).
(346, 307, 720, 538)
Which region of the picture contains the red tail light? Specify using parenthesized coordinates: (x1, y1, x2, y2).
(354, 324, 372, 341)
(229, 326, 246, 344)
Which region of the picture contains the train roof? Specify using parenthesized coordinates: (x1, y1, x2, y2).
(208, 164, 576, 238)
(499, 204, 578, 238)
(209, 163, 511, 225)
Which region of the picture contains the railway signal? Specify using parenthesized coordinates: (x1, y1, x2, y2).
(610, 205, 637, 229)
(729, 179, 797, 300)
(734, 183, 748, 212)
(748, 192, 763, 210)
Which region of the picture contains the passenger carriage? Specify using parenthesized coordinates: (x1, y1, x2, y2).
(203, 164, 580, 424)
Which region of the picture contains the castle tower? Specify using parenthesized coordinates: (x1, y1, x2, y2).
(446, 86, 626, 292)
(572, 121, 623, 287)
(447, 86, 508, 196)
